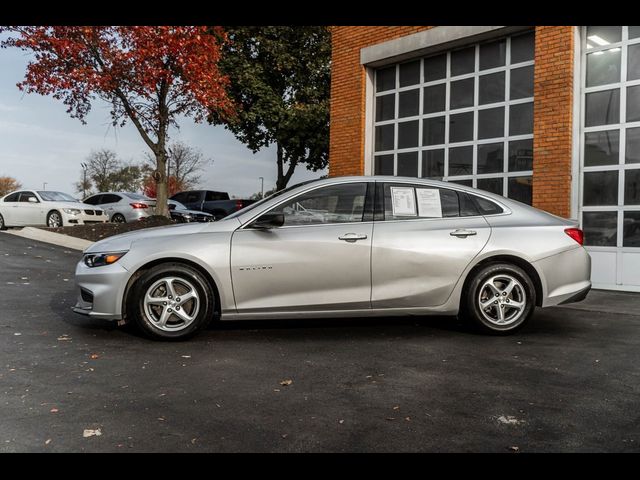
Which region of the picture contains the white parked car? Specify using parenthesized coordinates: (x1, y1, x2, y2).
(0, 190, 108, 229)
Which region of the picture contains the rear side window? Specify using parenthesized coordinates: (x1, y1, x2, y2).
(4, 192, 20, 202)
(472, 195, 504, 215)
(382, 184, 467, 220)
(459, 192, 480, 216)
(205, 191, 229, 201)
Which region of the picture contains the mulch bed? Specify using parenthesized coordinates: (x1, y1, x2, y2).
(38, 215, 175, 242)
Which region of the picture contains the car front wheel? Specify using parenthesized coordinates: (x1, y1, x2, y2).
(47, 210, 63, 228)
(0, 213, 6, 230)
(461, 263, 536, 334)
(128, 263, 215, 340)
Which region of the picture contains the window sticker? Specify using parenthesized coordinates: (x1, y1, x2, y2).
(390, 187, 417, 216)
(416, 188, 443, 218)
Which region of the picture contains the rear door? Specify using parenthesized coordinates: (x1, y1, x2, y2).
(371, 182, 491, 308)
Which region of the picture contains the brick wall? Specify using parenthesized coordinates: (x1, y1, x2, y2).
(329, 25, 576, 218)
(532, 26, 575, 218)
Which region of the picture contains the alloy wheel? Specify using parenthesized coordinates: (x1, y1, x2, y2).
(477, 274, 527, 326)
(47, 212, 62, 228)
(143, 277, 200, 332)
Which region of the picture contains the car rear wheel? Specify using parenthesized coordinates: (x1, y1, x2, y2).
(47, 211, 62, 228)
(112, 213, 126, 223)
(129, 263, 215, 340)
(461, 263, 536, 335)
(0, 213, 6, 230)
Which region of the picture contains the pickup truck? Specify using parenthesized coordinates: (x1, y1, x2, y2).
(170, 190, 256, 220)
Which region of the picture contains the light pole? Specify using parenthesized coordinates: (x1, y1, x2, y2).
(42, 182, 47, 191)
(259, 177, 264, 198)
(80, 162, 88, 199)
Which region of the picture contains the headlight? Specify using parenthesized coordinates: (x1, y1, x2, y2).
(64, 208, 81, 215)
(84, 252, 127, 268)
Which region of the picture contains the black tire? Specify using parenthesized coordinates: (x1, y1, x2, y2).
(46, 210, 63, 228)
(0, 213, 6, 230)
(460, 263, 536, 335)
(112, 213, 126, 223)
(128, 263, 215, 340)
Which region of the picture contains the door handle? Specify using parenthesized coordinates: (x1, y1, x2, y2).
(338, 233, 368, 242)
(450, 229, 477, 238)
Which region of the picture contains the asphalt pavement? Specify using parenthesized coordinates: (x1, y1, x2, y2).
(1, 231, 639, 452)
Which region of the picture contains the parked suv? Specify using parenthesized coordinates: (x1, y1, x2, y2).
(171, 190, 256, 220)
(83, 192, 157, 223)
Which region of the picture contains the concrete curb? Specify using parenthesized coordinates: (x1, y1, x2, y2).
(3, 227, 93, 252)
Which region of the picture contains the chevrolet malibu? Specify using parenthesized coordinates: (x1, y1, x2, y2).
(72, 176, 591, 340)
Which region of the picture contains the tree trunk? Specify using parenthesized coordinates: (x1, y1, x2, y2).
(275, 144, 297, 191)
(155, 150, 169, 217)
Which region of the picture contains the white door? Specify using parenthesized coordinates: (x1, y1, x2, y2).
(580, 26, 640, 291)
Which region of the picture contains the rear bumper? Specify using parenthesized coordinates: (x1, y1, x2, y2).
(557, 284, 591, 305)
(534, 246, 592, 307)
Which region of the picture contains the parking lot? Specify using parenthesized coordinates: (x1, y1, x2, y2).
(1, 231, 639, 452)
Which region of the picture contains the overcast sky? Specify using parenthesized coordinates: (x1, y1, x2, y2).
(0, 33, 326, 198)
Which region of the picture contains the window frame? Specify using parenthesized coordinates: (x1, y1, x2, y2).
(372, 30, 535, 203)
(245, 181, 373, 230)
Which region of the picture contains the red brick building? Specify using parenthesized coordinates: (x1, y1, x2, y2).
(328, 26, 640, 291)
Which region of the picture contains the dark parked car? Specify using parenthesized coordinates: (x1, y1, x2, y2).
(168, 200, 214, 223)
(170, 190, 256, 220)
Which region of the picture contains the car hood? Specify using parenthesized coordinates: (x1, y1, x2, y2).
(84, 218, 239, 253)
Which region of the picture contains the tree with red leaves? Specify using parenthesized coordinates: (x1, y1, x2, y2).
(0, 26, 233, 216)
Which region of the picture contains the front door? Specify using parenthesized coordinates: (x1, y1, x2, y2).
(18, 191, 44, 225)
(231, 182, 373, 313)
(371, 182, 491, 308)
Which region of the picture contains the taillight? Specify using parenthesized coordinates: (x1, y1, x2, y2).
(130, 203, 148, 209)
(565, 228, 584, 246)
(235, 200, 243, 210)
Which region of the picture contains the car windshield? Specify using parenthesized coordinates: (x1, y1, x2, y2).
(223, 180, 319, 220)
(37, 191, 78, 202)
(169, 200, 187, 210)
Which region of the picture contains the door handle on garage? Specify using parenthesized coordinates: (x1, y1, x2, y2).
(450, 229, 477, 238)
(338, 233, 368, 242)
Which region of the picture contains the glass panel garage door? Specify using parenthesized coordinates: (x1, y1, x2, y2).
(581, 26, 640, 290)
(373, 30, 535, 205)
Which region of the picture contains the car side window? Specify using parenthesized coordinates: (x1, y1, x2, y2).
(102, 194, 121, 204)
(4, 192, 21, 202)
(383, 184, 462, 220)
(84, 195, 101, 205)
(18, 192, 38, 203)
(205, 191, 227, 201)
(471, 195, 504, 215)
(185, 192, 201, 204)
(264, 183, 367, 226)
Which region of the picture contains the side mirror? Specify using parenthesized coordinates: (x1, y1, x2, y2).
(28, 197, 38, 203)
(250, 212, 284, 229)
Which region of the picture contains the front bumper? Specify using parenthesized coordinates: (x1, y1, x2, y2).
(62, 210, 109, 226)
(72, 259, 130, 320)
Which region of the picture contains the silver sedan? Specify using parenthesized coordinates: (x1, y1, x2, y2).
(72, 176, 591, 340)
